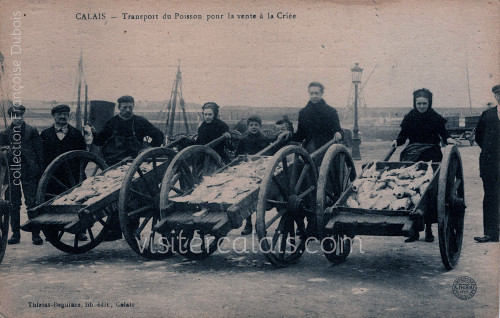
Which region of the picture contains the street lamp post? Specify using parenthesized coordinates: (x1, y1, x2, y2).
(351, 63, 363, 160)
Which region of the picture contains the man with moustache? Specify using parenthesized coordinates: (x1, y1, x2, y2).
(40, 104, 88, 241)
(92, 95, 164, 166)
(89, 95, 164, 240)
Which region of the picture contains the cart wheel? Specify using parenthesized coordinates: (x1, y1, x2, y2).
(0, 153, 10, 264)
(316, 144, 356, 238)
(119, 147, 177, 259)
(438, 145, 466, 270)
(256, 145, 317, 267)
(316, 144, 356, 264)
(322, 233, 353, 264)
(160, 145, 223, 259)
(39, 150, 110, 254)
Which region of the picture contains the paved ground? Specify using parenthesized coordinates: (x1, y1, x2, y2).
(0, 142, 498, 318)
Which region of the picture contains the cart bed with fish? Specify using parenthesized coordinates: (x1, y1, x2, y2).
(20, 137, 189, 254)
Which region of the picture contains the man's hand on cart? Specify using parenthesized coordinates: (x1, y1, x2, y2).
(223, 132, 232, 139)
(0, 146, 10, 154)
(83, 125, 94, 145)
(277, 131, 292, 142)
(333, 132, 342, 143)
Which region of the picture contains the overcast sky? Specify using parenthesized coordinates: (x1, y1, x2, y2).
(0, 0, 498, 109)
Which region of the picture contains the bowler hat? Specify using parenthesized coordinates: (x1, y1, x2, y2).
(51, 104, 71, 115)
(8, 105, 25, 116)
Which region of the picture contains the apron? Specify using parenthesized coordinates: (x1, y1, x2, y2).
(101, 117, 143, 165)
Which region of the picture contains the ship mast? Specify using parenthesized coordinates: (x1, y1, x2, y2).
(164, 61, 189, 141)
(0, 52, 8, 129)
(75, 52, 84, 131)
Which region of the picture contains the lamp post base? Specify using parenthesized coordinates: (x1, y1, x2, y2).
(351, 137, 361, 160)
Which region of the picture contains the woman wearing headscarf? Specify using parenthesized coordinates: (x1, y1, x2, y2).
(196, 102, 231, 162)
(391, 88, 455, 242)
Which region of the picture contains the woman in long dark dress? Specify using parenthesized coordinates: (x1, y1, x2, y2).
(391, 88, 455, 242)
(196, 102, 231, 162)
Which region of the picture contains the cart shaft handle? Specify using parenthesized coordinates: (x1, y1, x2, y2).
(165, 136, 187, 149)
(205, 135, 227, 149)
(381, 144, 397, 162)
(256, 139, 287, 156)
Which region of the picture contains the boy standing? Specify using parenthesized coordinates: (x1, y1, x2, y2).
(236, 115, 270, 235)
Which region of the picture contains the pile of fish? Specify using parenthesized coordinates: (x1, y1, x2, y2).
(51, 162, 154, 206)
(171, 157, 272, 205)
(344, 161, 434, 210)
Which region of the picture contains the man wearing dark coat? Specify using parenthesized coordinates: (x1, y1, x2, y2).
(41, 104, 86, 168)
(92, 95, 164, 166)
(0, 105, 44, 245)
(89, 95, 164, 240)
(474, 85, 500, 243)
(281, 82, 343, 152)
(40, 104, 88, 241)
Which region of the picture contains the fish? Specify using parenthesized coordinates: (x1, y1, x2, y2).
(346, 196, 360, 208)
(388, 197, 411, 210)
(411, 193, 421, 206)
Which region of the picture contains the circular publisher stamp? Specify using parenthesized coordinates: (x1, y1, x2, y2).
(452, 276, 477, 300)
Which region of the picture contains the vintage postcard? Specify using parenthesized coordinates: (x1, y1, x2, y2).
(0, 0, 498, 317)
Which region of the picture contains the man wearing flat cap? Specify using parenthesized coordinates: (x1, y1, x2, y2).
(40, 104, 88, 240)
(88, 95, 164, 240)
(0, 105, 44, 245)
(41, 105, 86, 168)
(91, 95, 164, 165)
(474, 85, 500, 243)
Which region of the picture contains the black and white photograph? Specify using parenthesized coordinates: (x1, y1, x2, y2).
(0, 0, 498, 317)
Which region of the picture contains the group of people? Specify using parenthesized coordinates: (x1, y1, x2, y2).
(1, 81, 498, 248)
(0, 95, 165, 245)
(0, 104, 87, 245)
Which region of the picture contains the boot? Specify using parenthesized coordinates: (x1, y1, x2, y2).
(8, 207, 21, 244)
(8, 232, 20, 244)
(241, 216, 253, 235)
(32, 231, 43, 245)
(425, 224, 434, 242)
(405, 225, 419, 243)
(104, 216, 122, 241)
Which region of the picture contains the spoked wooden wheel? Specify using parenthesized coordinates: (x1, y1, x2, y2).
(160, 145, 223, 259)
(316, 144, 356, 237)
(438, 145, 466, 270)
(37, 150, 108, 204)
(0, 153, 10, 264)
(39, 150, 109, 254)
(119, 147, 177, 259)
(316, 144, 356, 264)
(256, 145, 317, 267)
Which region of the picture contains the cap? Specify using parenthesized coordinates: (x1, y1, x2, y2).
(117, 95, 134, 104)
(8, 105, 25, 116)
(492, 85, 500, 94)
(51, 104, 70, 115)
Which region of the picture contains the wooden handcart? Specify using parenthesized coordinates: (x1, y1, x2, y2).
(319, 144, 466, 269)
(20, 137, 189, 254)
(119, 138, 357, 267)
